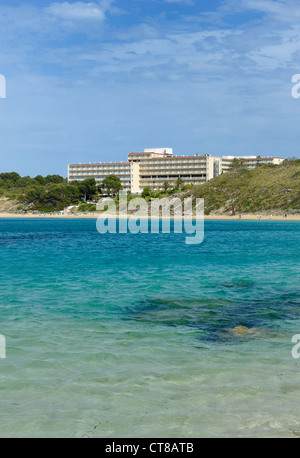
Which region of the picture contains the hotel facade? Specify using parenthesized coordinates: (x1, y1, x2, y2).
(68, 148, 284, 194)
(221, 155, 284, 172)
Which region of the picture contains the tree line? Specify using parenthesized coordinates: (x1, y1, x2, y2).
(0, 171, 187, 212)
(0, 172, 98, 212)
(0, 172, 128, 212)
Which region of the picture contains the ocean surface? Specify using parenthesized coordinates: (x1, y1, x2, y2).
(0, 218, 299, 438)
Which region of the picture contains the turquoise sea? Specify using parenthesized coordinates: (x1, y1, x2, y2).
(0, 218, 299, 438)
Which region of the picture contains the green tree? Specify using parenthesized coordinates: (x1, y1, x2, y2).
(34, 175, 46, 185)
(0, 172, 21, 189)
(163, 181, 170, 192)
(228, 158, 245, 171)
(176, 176, 183, 190)
(33, 184, 71, 212)
(44, 175, 65, 185)
(15, 176, 35, 188)
(141, 186, 152, 198)
(64, 184, 81, 202)
(78, 178, 97, 201)
(24, 185, 44, 203)
(101, 175, 122, 196)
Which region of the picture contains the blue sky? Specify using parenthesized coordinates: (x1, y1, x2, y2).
(0, 0, 300, 176)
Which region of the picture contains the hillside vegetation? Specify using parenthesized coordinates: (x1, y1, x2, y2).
(0, 159, 299, 214)
(0, 173, 98, 213)
(186, 159, 300, 215)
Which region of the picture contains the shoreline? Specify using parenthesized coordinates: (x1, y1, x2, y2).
(0, 212, 299, 221)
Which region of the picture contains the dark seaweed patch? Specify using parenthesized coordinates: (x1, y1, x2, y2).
(125, 297, 240, 333)
(221, 280, 256, 289)
(124, 291, 300, 343)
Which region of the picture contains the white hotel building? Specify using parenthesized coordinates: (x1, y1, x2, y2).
(221, 155, 284, 172)
(68, 148, 284, 194)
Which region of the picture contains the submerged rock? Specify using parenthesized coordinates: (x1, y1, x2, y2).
(220, 325, 285, 340)
(125, 297, 233, 329)
(224, 325, 264, 336)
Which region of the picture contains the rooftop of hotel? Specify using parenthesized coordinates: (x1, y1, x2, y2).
(128, 152, 209, 159)
(69, 161, 130, 166)
(69, 151, 285, 167)
(222, 155, 284, 160)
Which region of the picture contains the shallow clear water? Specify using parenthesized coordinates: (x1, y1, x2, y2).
(0, 218, 299, 437)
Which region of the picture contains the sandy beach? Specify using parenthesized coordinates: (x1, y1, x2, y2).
(0, 212, 299, 221)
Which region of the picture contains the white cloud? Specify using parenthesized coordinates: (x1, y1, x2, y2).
(46, 1, 113, 21)
(235, 0, 300, 21)
(1, 0, 300, 171)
